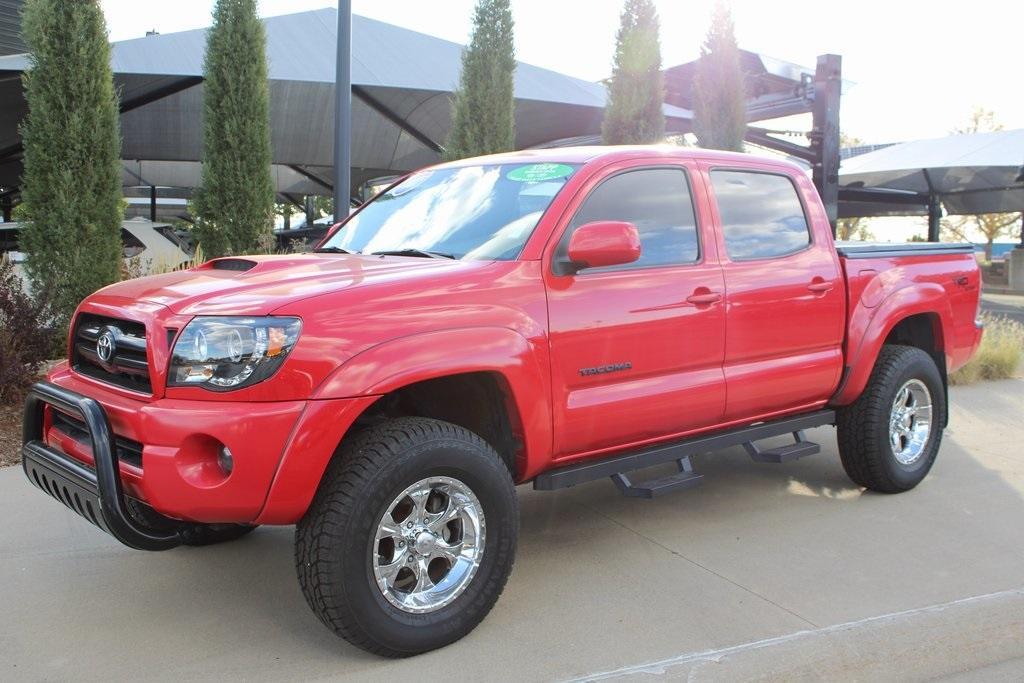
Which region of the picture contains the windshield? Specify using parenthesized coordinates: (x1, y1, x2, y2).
(320, 162, 579, 260)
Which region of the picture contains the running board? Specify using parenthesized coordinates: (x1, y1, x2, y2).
(744, 430, 820, 463)
(533, 409, 835, 493)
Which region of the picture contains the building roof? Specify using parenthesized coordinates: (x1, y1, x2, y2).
(0, 8, 692, 196)
(0, 0, 25, 56)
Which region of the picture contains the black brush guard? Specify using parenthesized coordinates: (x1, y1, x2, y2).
(22, 381, 188, 551)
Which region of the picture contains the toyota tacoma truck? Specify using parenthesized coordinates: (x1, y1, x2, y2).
(20, 147, 983, 657)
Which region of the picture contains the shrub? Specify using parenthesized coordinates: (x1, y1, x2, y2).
(0, 256, 55, 402)
(444, 0, 516, 160)
(191, 0, 275, 257)
(602, 0, 664, 145)
(18, 0, 124, 333)
(949, 313, 1024, 385)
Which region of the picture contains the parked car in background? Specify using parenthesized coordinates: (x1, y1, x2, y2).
(19, 147, 982, 658)
(0, 217, 193, 288)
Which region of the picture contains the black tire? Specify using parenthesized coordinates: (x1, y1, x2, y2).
(836, 344, 946, 493)
(180, 523, 257, 546)
(295, 417, 518, 657)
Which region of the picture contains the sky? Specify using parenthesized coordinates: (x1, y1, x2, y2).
(97, 0, 1024, 145)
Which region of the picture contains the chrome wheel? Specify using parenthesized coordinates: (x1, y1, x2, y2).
(372, 476, 485, 614)
(889, 379, 933, 465)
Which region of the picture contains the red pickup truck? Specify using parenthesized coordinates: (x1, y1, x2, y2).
(21, 147, 982, 656)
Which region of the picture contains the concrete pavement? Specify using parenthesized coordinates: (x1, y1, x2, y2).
(3, 378, 1024, 681)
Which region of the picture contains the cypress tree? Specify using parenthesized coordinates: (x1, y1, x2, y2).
(443, 0, 516, 161)
(602, 0, 665, 145)
(19, 0, 123, 331)
(192, 0, 274, 257)
(693, 1, 747, 152)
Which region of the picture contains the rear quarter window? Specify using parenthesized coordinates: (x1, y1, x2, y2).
(710, 170, 810, 260)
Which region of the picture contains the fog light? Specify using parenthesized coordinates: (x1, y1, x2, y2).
(217, 446, 234, 475)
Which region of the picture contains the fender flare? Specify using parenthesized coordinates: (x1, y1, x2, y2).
(832, 283, 953, 406)
(313, 326, 554, 478)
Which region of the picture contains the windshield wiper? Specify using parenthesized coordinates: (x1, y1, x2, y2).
(371, 248, 456, 260)
(313, 246, 353, 254)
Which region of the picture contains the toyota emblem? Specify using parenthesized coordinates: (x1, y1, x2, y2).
(96, 329, 117, 364)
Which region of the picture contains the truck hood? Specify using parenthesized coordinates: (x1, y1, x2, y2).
(94, 254, 486, 316)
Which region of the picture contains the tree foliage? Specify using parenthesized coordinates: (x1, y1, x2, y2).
(192, 0, 275, 257)
(602, 0, 664, 145)
(444, 0, 516, 161)
(19, 0, 123, 331)
(693, 1, 746, 152)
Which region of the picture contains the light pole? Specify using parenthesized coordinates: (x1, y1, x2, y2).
(333, 1, 352, 219)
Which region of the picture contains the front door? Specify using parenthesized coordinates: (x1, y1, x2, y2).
(544, 162, 727, 460)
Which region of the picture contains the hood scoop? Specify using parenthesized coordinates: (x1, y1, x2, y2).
(206, 258, 258, 272)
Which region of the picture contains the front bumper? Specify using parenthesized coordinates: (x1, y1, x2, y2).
(22, 382, 189, 550)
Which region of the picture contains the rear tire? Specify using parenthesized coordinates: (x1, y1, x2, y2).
(837, 345, 946, 493)
(295, 417, 518, 657)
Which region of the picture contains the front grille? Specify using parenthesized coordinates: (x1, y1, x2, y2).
(72, 314, 152, 393)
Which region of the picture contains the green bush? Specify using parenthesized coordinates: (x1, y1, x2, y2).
(18, 0, 123, 332)
(950, 313, 1024, 385)
(192, 0, 275, 257)
(693, 1, 746, 152)
(0, 256, 56, 402)
(444, 0, 516, 161)
(602, 0, 664, 145)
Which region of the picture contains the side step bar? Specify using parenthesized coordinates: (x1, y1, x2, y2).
(533, 409, 835, 495)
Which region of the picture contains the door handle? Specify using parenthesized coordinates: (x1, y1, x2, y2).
(807, 280, 834, 293)
(686, 291, 722, 305)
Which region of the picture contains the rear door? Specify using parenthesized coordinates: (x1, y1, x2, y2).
(544, 160, 727, 459)
(703, 164, 845, 421)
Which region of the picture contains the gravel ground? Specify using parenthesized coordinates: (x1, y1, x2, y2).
(0, 402, 20, 468)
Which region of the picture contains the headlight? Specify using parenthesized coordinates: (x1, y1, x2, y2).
(168, 316, 302, 391)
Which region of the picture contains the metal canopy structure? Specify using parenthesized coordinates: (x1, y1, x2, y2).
(0, 7, 692, 216)
(0, 0, 25, 56)
(665, 50, 846, 232)
(838, 129, 1024, 240)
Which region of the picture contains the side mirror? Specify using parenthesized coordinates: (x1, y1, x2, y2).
(562, 221, 641, 273)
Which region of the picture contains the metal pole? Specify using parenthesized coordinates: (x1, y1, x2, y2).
(150, 186, 157, 223)
(333, 1, 352, 219)
(927, 195, 941, 242)
(811, 54, 841, 237)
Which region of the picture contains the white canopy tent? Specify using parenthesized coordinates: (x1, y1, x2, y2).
(838, 129, 1024, 237)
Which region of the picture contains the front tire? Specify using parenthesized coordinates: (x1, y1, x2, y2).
(837, 345, 946, 493)
(295, 417, 518, 657)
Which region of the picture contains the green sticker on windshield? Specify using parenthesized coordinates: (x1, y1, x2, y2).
(506, 163, 575, 183)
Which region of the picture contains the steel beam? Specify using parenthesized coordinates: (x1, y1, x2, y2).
(333, 1, 352, 217)
(838, 187, 929, 207)
(811, 54, 842, 235)
(353, 85, 444, 154)
(288, 164, 333, 192)
(744, 127, 816, 163)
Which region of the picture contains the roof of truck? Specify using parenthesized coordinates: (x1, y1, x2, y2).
(438, 146, 801, 170)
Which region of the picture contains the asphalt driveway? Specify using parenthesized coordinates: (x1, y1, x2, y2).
(3, 378, 1024, 681)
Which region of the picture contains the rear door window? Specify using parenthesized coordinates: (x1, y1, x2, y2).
(710, 170, 810, 260)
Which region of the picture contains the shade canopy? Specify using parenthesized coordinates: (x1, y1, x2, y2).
(839, 129, 1024, 218)
(0, 7, 693, 198)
